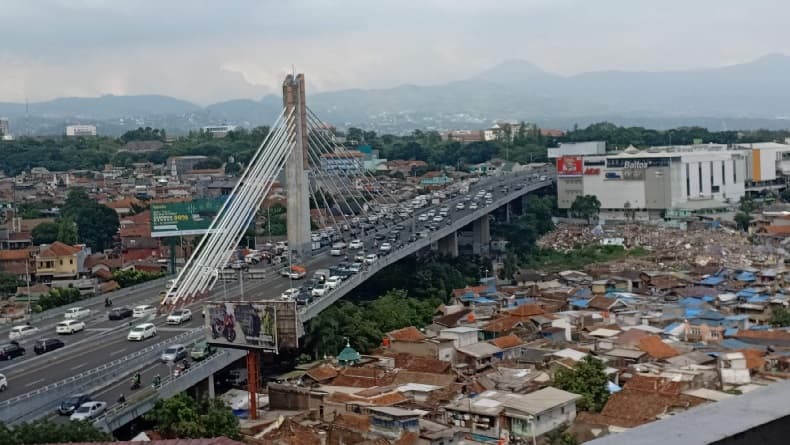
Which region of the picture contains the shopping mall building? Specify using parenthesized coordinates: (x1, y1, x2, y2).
(554, 141, 790, 220)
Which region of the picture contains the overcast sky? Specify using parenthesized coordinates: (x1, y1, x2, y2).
(0, 0, 787, 105)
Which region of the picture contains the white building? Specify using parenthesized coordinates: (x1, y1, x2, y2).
(202, 125, 238, 138)
(0, 117, 10, 140)
(557, 144, 749, 219)
(548, 141, 607, 159)
(65, 125, 97, 137)
(736, 142, 790, 192)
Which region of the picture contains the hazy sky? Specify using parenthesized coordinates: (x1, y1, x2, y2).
(1, 0, 788, 105)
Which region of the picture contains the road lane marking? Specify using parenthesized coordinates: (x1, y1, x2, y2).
(110, 348, 127, 356)
(71, 364, 85, 371)
(25, 378, 45, 387)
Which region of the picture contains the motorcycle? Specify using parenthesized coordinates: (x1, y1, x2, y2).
(130, 379, 141, 390)
(173, 360, 191, 377)
(210, 312, 236, 342)
(104, 299, 112, 308)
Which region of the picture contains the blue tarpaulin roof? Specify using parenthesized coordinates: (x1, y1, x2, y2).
(684, 308, 702, 318)
(701, 276, 725, 286)
(737, 288, 759, 298)
(736, 271, 756, 282)
(701, 295, 716, 303)
(607, 381, 622, 393)
(746, 295, 769, 303)
(663, 322, 682, 334)
(680, 297, 705, 307)
(725, 314, 750, 321)
(749, 325, 772, 331)
(724, 328, 738, 337)
(570, 299, 590, 308)
(720, 339, 758, 350)
(696, 309, 725, 321)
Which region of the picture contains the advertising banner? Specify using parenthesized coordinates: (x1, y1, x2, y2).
(204, 301, 301, 352)
(557, 156, 583, 176)
(150, 198, 226, 237)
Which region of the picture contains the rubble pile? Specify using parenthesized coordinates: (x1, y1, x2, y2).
(538, 223, 769, 270)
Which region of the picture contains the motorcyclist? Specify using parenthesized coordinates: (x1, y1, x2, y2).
(117, 394, 126, 404)
(131, 372, 141, 388)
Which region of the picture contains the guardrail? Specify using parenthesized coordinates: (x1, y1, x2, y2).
(92, 347, 246, 432)
(0, 327, 204, 425)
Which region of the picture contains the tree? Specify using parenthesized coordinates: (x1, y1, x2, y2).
(31, 222, 59, 245)
(0, 272, 22, 296)
(770, 307, 790, 327)
(623, 201, 636, 222)
(146, 394, 240, 440)
(56, 217, 78, 245)
(553, 356, 610, 412)
(62, 188, 119, 251)
(570, 195, 601, 223)
(224, 161, 242, 176)
(734, 212, 752, 232)
(0, 419, 111, 444)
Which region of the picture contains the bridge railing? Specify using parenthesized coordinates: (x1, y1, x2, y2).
(0, 328, 204, 425)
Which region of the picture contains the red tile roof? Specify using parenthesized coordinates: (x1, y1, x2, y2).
(391, 370, 456, 388)
(481, 316, 524, 333)
(489, 334, 523, 349)
(638, 335, 680, 359)
(506, 304, 545, 318)
(54, 439, 246, 445)
(735, 329, 790, 343)
(587, 295, 618, 311)
(737, 349, 766, 370)
(332, 413, 371, 432)
(451, 285, 488, 297)
(38, 241, 80, 258)
(579, 389, 705, 428)
(386, 353, 451, 374)
(387, 326, 426, 342)
(614, 328, 650, 347)
(624, 375, 682, 396)
(0, 249, 32, 261)
(305, 364, 338, 382)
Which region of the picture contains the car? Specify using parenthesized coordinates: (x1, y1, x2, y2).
(64, 307, 90, 319)
(469, 203, 479, 210)
(295, 292, 313, 306)
(127, 323, 157, 341)
(348, 239, 364, 250)
(485, 199, 493, 205)
(379, 242, 392, 253)
(417, 214, 429, 222)
(59, 394, 91, 415)
(108, 307, 133, 320)
(70, 401, 107, 421)
(330, 245, 344, 256)
(34, 338, 65, 355)
(132, 305, 156, 318)
(311, 283, 329, 297)
(0, 342, 25, 360)
(374, 233, 386, 241)
(433, 215, 443, 222)
(190, 341, 214, 361)
(0, 373, 6, 392)
(166, 309, 192, 325)
(325, 276, 343, 289)
(348, 262, 362, 274)
(9, 325, 39, 340)
(160, 344, 187, 362)
(456, 202, 465, 210)
(354, 252, 367, 263)
(56, 320, 85, 335)
(281, 287, 300, 300)
(364, 253, 378, 264)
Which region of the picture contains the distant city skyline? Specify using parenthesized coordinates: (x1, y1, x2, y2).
(1, 0, 789, 104)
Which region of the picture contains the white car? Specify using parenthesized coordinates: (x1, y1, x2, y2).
(364, 253, 378, 265)
(127, 323, 157, 341)
(64, 307, 90, 319)
(0, 373, 6, 392)
(166, 309, 192, 325)
(485, 199, 493, 206)
(348, 239, 364, 250)
(469, 203, 479, 210)
(354, 252, 367, 263)
(56, 320, 85, 335)
(70, 401, 107, 421)
(132, 305, 156, 318)
(9, 325, 39, 341)
(417, 214, 429, 222)
(325, 276, 343, 289)
(456, 202, 465, 210)
(311, 284, 329, 297)
(281, 288, 300, 300)
(330, 246, 344, 256)
(379, 242, 392, 252)
(432, 215, 443, 222)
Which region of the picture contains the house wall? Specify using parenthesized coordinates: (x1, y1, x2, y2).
(509, 402, 577, 438)
(390, 341, 438, 358)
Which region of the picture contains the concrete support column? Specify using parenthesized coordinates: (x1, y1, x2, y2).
(208, 373, 215, 399)
(283, 74, 312, 258)
(437, 231, 459, 258)
(472, 216, 491, 256)
(505, 201, 512, 223)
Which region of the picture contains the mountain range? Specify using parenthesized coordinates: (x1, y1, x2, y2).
(3, 54, 790, 136)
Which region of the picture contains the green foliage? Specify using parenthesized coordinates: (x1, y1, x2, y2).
(0, 419, 111, 444)
(31, 221, 58, 245)
(62, 188, 120, 251)
(112, 269, 166, 288)
(224, 161, 242, 176)
(120, 127, 166, 143)
(56, 217, 78, 245)
(0, 272, 23, 296)
(17, 201, 54, 219)
(494, 195, 555, 257)
(734, 212, 753, 231)
(738, 195, 759, 214)
(193, 157, 223, 170)
(570, 195, 601, 221)
(770, 307, 790, 327)
(35, 287, 90, 312)
(146, 394, 240, 440)
(553, 356, 610, 412)
(523, 246, 646, 273)
(545, 427, 580, 445)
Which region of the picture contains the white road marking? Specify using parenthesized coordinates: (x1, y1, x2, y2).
(110, 348, 127, 356)
(25, 378, 45, 387)
(71, 364, 84, 371)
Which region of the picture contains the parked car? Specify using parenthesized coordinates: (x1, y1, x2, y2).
(59, 394, 91, 415)
(0, 342, 25, 360)
(348, 239, 364, 250)
(70, 401, 107, 421)
(56, 319, 85, 335)
(132, 305, 156, 318)
(166, 309, 192, 325)
(9, 325, 39, 341)
(34, 338, 65, 355)
(190, 341, 214, 361)
(160, 344, 187, 362)
(64, 307, 90, 319)
(127, 323, 157, 341)
(0, 373, 6, 392)
(108, 307, 133, 320)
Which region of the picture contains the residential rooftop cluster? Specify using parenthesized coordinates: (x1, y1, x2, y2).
(240, 222, 790, 444)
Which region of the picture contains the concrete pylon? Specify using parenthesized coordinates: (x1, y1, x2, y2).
(438, 231, 459, 258)
(472, 216, 491, 255)
(283, 74, 311, 257)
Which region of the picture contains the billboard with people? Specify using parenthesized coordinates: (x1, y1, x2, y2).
(150, 198, 226, 237)
(204, 301, 301, 352)
(557, 156, 583, 176)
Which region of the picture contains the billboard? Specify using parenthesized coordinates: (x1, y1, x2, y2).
(151, 198, 225, 237)
(557, 156, 583, 176)
(204, 301, 302, 352)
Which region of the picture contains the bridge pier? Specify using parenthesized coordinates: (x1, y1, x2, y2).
(283, 74, 312, 258)
(472, 216, 491, 256)
(437, 231, 459, 257)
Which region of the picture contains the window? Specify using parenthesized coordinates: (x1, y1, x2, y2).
(722, 163, 726, 185)
(59, 260, 63, 266)
(70, 259, 73, 265)
(561, 406, 566, 414)
(712, 185, 720, 193)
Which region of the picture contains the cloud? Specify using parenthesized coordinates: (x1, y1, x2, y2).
(0, 0, 788, 104)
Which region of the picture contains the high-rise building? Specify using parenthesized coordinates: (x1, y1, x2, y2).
(0, 117, 9, 139)
(65, 124, 97, 137)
